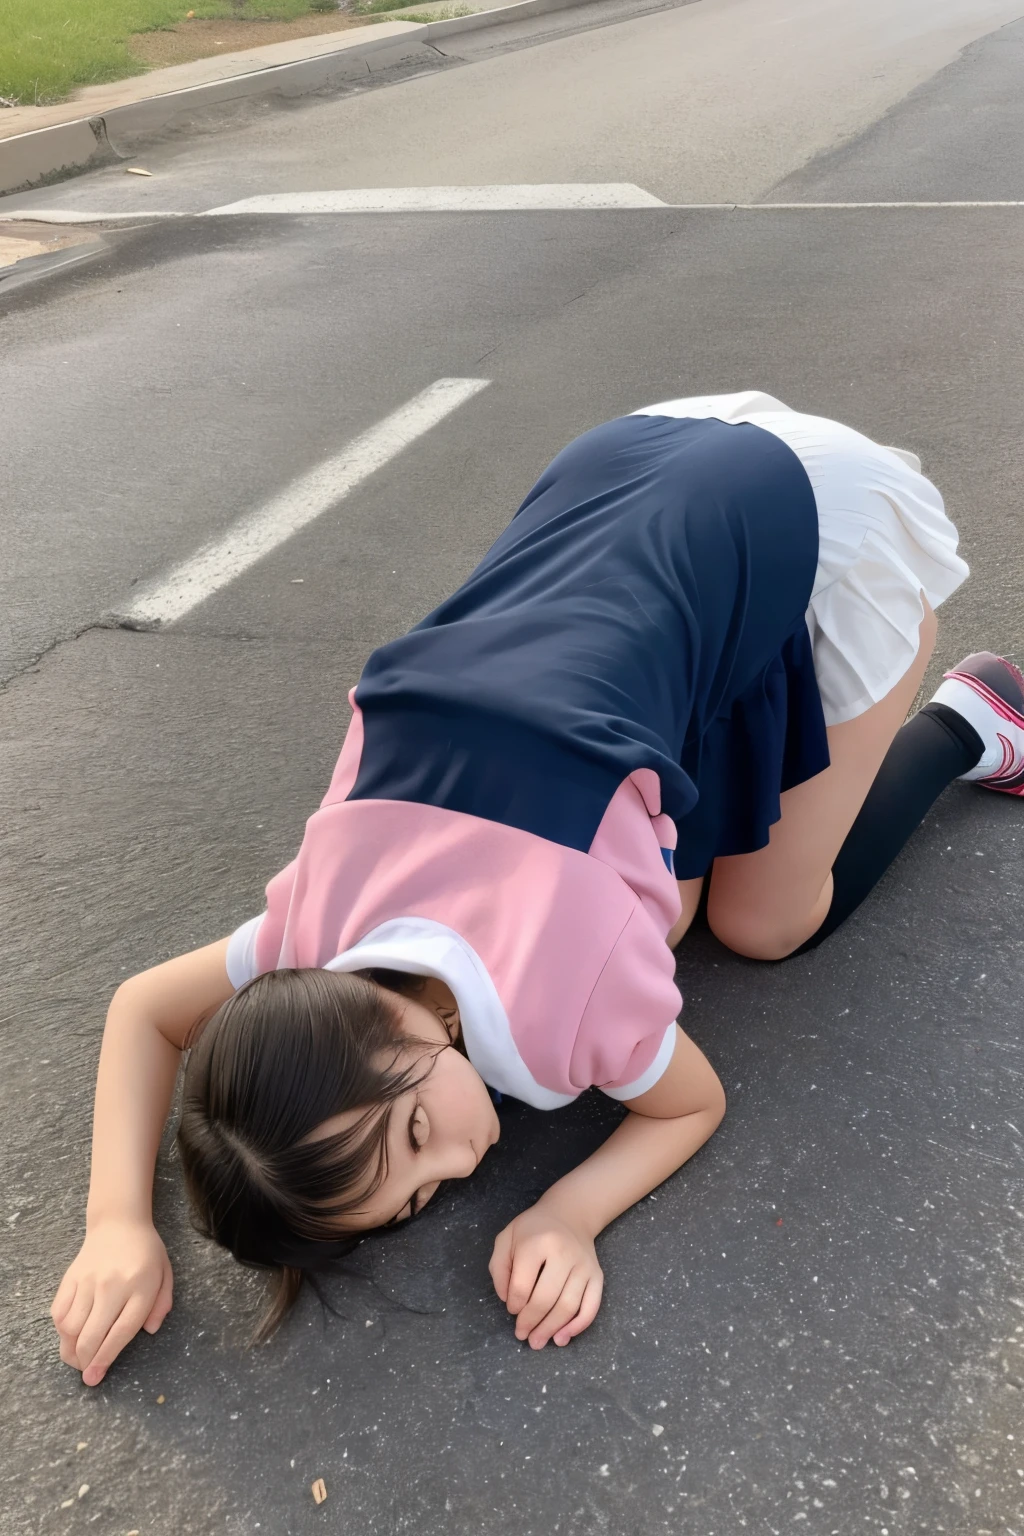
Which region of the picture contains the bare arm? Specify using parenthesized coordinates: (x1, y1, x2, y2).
(85, 939, 235, 1224)
(52, 939, 236, 1385)
(536, 1029, 725, 1234)
(489, 1027, 725, 1349)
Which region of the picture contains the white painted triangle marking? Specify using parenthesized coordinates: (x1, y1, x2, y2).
(202, 184, 669, 213)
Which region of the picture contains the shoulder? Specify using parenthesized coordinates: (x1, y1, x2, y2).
(568, 902, 682, 1099)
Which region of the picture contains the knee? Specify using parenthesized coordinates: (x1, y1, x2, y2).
(705, 900, 806, 962)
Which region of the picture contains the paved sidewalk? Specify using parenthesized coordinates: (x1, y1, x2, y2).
(0, 18, 430, 142)
(0, 0, 596, 195)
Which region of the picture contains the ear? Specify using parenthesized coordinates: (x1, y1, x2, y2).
(416, 978, 461, 1042)
(436, 1002, 460, 1043)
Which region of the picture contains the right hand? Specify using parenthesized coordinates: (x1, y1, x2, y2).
(51, 1218, 173, 1387)
(489, 1202, 604, 1349)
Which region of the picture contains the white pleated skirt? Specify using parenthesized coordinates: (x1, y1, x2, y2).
(632, 391, 969, 727)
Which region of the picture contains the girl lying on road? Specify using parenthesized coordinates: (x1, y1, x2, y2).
(52, 391, 1024, 1386)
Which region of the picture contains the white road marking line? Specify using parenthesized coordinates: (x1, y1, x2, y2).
(210, 190, 1024, 215)
(110, 377, 489, 629)
(6, 198, 1024, 228)
(749, 200, 1024, 209)
(202, 184, 669, 213)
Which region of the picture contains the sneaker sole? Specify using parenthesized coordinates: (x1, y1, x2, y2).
(942, 652, 1024, 795)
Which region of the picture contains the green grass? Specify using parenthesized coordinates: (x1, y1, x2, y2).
(0, 0, 328, 105)
(352, 0, 472, 14)
(362, 2, 474, 17)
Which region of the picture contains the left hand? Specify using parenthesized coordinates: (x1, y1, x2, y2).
(489, 1203, 604, 1349)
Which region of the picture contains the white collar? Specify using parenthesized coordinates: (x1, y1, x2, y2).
(323, 917, 576, 1110)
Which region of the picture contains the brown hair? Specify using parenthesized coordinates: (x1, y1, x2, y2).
(177, 967, 439, 1342)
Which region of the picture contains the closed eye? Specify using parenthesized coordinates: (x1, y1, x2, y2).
(382, 1103, 426, 1226)
(384, 1204, 414, 1228)
(382, 1179, 449, 1230)
(407, 1101, 422, 1154)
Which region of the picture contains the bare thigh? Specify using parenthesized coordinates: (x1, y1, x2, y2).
(668, 876, 705, 948)
(705, 600, 938, 960)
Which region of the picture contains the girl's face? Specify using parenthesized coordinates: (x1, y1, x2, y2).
(315, 995, 501, 1232)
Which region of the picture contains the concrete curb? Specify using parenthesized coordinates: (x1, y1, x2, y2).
(0, 0, 594, 197)
(1, 119, 117, 194)
(424, 0, 600, 40)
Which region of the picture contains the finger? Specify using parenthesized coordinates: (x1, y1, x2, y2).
(56, 1281, 95, 1353)
(81, 1296, 154, 1388)
(60, 1336, 82, 1369)
(553, 1274, 604, 1346)
(74, 1285, 133, 1373)
(51, 1273, 79, 1329)
(511, 1260, 573, 1341)
(143, 1268, 174, 1334)
(488, 1231, 513, 1304)
(526, 1272, 590, 1351)
(505, 1247, 549, 1316)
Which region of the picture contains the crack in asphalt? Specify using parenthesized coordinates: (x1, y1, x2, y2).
(0, 621, 114, 694)
(0, 618, 309, 695)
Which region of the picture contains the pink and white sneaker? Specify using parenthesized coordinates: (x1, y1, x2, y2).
(930, 652, 1024, 795)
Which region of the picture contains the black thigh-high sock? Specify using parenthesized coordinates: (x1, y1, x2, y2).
(795, 702, 985, 953)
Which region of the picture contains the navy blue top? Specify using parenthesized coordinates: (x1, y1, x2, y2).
(352, 414, 830, 878)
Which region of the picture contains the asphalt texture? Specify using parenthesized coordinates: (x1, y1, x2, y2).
(772, 15, 1024, 204)
(2, 8, 1024, 1536)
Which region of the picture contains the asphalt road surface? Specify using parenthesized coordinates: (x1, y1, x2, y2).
(2, 2, 1024, 1534)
